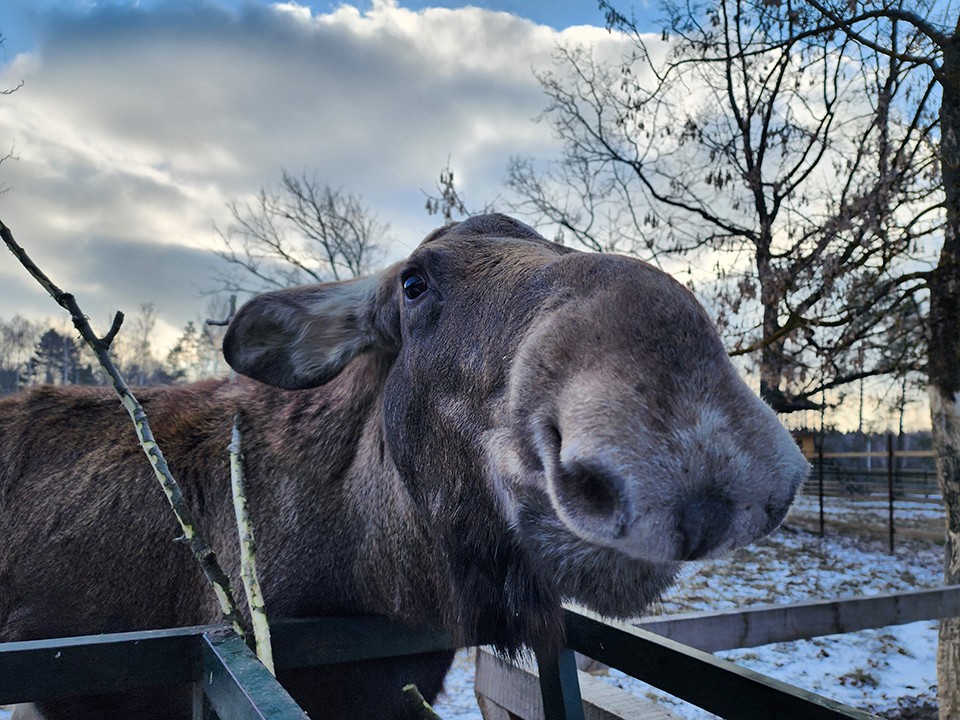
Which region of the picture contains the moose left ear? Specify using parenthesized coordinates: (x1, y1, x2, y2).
(223, 269, 399, 390)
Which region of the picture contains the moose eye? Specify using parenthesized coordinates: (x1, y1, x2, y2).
(402, 272, 429, 302)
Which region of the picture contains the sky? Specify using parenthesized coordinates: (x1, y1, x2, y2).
(0, 0, 656, 348)
(0, 1, 936, 433)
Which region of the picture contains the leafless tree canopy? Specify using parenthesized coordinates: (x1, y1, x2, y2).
(213, 170, 386, 295)
(507, 0, 943, 412)
(781, 5, 960, 719)
(423, 159, 497, 224)
(0, 31, 22, 199)
(424, 161, 468, 224)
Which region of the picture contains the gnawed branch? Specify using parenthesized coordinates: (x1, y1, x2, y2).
(209, 296, 275, 674)
(229, 410, 274, 673)
(0, 219, 249, 639)
(402, 684, 443, 720)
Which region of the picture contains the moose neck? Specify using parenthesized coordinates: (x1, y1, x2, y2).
(235, 353, 564, 653)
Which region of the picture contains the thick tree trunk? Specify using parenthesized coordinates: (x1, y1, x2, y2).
(759, 307, 784, 408)
(933, 374, 960, 720)
(757, 248, 787, 410)
(932, 33, 960, 720)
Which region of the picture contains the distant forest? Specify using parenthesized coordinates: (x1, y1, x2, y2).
(0, 307, 228, 395)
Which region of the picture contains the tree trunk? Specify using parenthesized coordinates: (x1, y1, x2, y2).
(757, 248, 786, 410)
(931, 32, 960, 720)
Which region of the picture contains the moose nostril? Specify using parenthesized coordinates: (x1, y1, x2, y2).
(554, 460, 631, 540)
(679, 490, 733, 560)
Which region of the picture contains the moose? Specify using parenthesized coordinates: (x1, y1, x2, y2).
(0, 214, 808, 718)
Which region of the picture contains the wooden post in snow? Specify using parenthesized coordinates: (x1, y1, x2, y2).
(887, 432, 895, 555)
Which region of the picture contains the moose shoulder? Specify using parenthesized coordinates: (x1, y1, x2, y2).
(0, 214, 808, 719)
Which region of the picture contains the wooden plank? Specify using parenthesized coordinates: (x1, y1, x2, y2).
(565, 609, 879, 720)
(0, 616, 455, 706)
(270, 616, 455, 670)
(820, 451, 935, 458)
(199, 629, 307, 720)
(0, 624, 212, 704)
(475, 694, 514, 720)
(636, 585, 960, 652)
(475, 648, 684, 720)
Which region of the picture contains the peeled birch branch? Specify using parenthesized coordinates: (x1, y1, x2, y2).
(229, 410, 274, 673)
(401, 684, 444, 720)
(209, 298, 275, 673)
(0, 219, 249, 640)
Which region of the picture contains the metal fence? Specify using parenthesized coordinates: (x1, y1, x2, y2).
(804, 436, 940, 551)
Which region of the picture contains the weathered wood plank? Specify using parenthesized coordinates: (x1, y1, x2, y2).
(565, 609, 880, 720)
(637, 585, 960, 652)
(0, 625, 212, 704)
(199, 629, 307, 720)
(475, 648, 684, 720)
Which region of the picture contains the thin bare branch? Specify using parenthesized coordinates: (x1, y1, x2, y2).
(0, 219, 249, 640)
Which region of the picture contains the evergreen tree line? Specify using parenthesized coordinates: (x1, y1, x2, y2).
(0, 307, 228, 396)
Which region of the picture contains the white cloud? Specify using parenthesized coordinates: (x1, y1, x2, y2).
(0, 1, 632, 348)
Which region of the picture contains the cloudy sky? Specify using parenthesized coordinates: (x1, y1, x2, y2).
(0, 0, 656, 348)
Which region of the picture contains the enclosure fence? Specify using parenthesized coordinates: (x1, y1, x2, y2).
(804, 434, 939, 552)
(8, 587, 958, 720)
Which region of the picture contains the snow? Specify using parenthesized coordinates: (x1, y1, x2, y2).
(608, 620, 939, 719)
(433, 493, 946, 719)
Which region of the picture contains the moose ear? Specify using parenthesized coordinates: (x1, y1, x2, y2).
(223, 269, 400, 390)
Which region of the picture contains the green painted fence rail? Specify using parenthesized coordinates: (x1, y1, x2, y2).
(537, 609, 880, 720)
(0, 611, 880, 719)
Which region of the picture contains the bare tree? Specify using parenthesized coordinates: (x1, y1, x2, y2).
(679, 2, 960, 713)
(780, 4, 960, 716)
(424, 159, 468, 224)
(0, 31, 22, 199)
(131, 302, 158, 385)
(507, 0, 941, 413)
(0, 314, 39, 392)
(166, 298, 232, 383)
(516, 0, 960, 714)
(423, 158, 498, 224)
(213, 170, 386, 294)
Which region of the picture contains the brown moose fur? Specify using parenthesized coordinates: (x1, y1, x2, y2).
(0, 214, 808, 719)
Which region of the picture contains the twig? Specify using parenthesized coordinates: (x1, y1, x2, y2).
(206, 295, 237, 326)
(209, 297, 274, 673)
(401, 684, 443, 720)
(0, 219, 249, 639)
(228, 411, 274, 674)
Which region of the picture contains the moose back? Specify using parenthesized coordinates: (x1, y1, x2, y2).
(0, 214, 808, 719)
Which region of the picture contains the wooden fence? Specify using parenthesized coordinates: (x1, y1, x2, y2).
(478, 585, 960, 720)
(4, 591, 934, 720)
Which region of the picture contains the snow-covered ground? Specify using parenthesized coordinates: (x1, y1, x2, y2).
(434, 494, 946, 719)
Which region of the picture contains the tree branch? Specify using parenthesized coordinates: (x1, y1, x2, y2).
(0, 219, 249, 640)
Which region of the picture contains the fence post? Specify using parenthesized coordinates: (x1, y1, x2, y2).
(887, 433, 895, 554)
(537, 648, 585, 720)
(818, 440, 825, 538)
